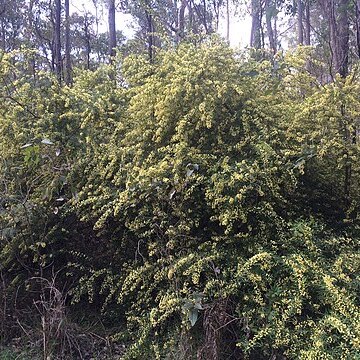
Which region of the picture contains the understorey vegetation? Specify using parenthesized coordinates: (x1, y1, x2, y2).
(1, 41, 360, 359)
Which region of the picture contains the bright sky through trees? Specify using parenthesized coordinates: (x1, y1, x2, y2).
(69, 0, 252, 47)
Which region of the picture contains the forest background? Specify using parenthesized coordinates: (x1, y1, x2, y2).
(0, 0, 360, 359)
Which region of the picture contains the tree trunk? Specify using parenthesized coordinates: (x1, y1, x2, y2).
(298, 0, 304, 45)
(84, 14, 91, 69)
(265, 0, 276, 52)
(92, 0, 100, 36)
(0, 1, 5, 50)
(337, 0, 350, 204)
(1, 19, 5, 51)
(188, 1, 194, 33)
(329, 0, 349, 77)
(356, 0, 360, 57)
(145, 8, 154, 62)
(108, 0, 116, 61)
(326, 0, 351, 205)
(304, 0, 310, 45)
(54, 0, 62, 82)
(202, 0, 209, 33)
(64, 0, 71, 84)
(337, 0, 349, 77)
(178, 0, 187, 41)
(250, 0, 262, 48)
(226, 0, 230, 42)
(212, 0, 220, 32)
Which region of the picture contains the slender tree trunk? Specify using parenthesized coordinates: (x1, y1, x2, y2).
(1, 20, 5, 51)
(356, 0, 360, 57)
(304, 0, 310, 45)
(329, 0, 349, 77)
(298, 0, 304, 44)
(188, 1, 194, 33)
(174, 0, 179, 30)
(338, 0, 349, 77)
(226, 0, 230, 42)
(145, 8, 154, 62)
(190, 0, 210, 34)
(64, 0, 71, 84)
(250, 0, 262, 48)
(265, 0, 276, 52)
(213, 0, 220, 32)
(178, 0, 187, 41)
(108, 0, 116, 61)
(328, 0, 337, 75)
(0, 2, 6, 51)
(260, 4, 265, 47)
(0, 1, 6, 50)
(274, 9, 277, 46)
(54, 0, 62, 82)
(202, 0, 209, 33)
(174, 0, 179, 42)
(337, 0, 350, 203)
(92, 0, 100, 36)
(84, 14, 91, 69)
(326, 0, 351, 205)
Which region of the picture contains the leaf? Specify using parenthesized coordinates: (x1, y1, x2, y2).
(41, 139, 54, 145)
(186, 168, 194, 177)
(188, 308, 198, 327)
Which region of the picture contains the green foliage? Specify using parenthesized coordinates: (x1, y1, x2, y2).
(1, 43, 360, 359)
(0, 50, 121, 342)
(0, 347, 40, 360)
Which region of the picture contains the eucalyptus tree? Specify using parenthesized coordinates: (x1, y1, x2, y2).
(297, 0, 311, 45)
(108, 0, 117, 60)
(54, 0, 62, 81)
(250, 0, 262, 48)
(249, 0, 279, 52)
(324, 0, 349, 77)
(64, 0, 71, 83)
(0, 0, 27, 51)
(122, 0, 226, 61)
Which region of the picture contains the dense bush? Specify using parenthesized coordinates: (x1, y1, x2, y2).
(1, 42, 359, 359)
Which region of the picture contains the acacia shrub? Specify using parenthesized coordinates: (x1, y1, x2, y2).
(0, 50, 126, 344)
(73, 42, 360, 358)
(0, 43, 359, 359)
